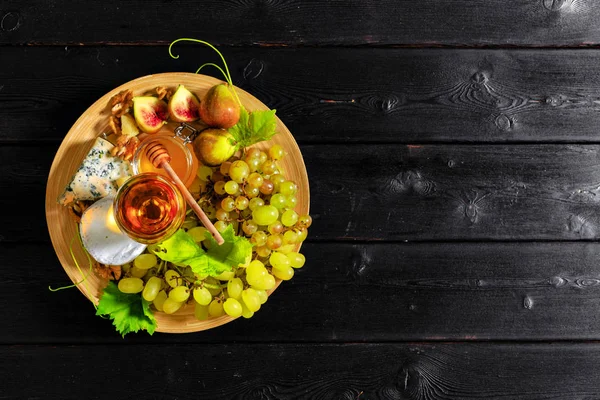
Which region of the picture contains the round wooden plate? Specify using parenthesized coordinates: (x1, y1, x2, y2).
(45, 72, 310, 333)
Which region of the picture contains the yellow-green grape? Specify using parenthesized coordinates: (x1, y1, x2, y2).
(242, 288, 261, 312)
(297, 228, 308, 242)
(130, 266, 147, 278)
(251, 231, 268, 246)
(261, 160, 277, 175)
(252, 273, 276, 291)
(205, 205, 217, 220)
(268, 221, 284, 235)
(214, 181, 226, 195)
(278, 244, 296, 254)
(134, 253, 157, 270)
(256, 289, 268, 304)
(245, 185, 260, 198)
(287, 252, 305, 268)
(272, 265, 294, 281)
(247, 158, 261, 173)
(162, 298, 184, 314)
(280, 181, 298, 196)
(245, 260, 267, 286)
(227, 278, 244, 299)
(286, 196, 297, 209)
(188, 226, 208, 242)
(208, 299, 224, 317)
(216, 208, 230, 222)
(220, 161, 232, 176)
(271, 174, 285, 190)
(235, 196, 249, 210)
(241, 301, 254, 319)
(215, 221, 229, 232)
(169, 286, 190, 302)
(197, 165, 213, 181)
(242, 220, 258, 236)
(270, 251, 291, 270)
(270, 193, 287, 209)
(269, 144, 285, 160)
(247, 172, 264, 188)
(212, 171, 225, 182)
(165, 270, 182, 288)
(249, 197, 264, 211)
(153, 290, 168, 311)
(142, 276, 162, 301)
(266, 234, 283, 250)
(252, 205, 279, 226)
(260, 179, 274, 195)
(215, 270, 235, 281)
(205, 279, 222, 296)
(118, 277, 144, 294)
(298, 214, 312, 229)
(193, 286, 212, 305)
(224, 180, 239, 195)
(223, 298, 243, 317)
(281, 210, 299, 227)
(195, 303, 209, 320)
(258, 151, 268, 164)
(256, 245, 271, 258)
(245, 148, 261, 161)
(229, 160, 250, 183)
(283, 230, 300, 244)
(221, 197, 236, 212)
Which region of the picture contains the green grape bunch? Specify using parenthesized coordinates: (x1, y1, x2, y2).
(116, 143, 310, 321)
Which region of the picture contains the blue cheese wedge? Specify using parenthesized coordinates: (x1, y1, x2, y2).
(58, 137, 132, 206)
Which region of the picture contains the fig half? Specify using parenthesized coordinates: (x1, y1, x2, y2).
(168, 85, 200, 122)
(132, 96, 169, 133)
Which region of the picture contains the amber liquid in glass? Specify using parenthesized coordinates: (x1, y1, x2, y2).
(119, 178, 181, 237)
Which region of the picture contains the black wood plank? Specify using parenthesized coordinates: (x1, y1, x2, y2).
(6, 242, 600, 343)
(19, 144, 600, 243)
(3, 342, 600, 399)
(2, 0, 600, 46)
(4, 47, 600, 143)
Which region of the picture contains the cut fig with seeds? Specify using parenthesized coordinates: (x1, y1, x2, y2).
(168, 85, 201, 122)
(132, 96, 169, 134)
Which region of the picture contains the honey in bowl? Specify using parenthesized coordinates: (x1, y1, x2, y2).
(114, 173, 186, 244)
(133, 134, 198, 188)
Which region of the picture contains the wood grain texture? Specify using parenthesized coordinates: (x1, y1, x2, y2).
(7, 242, 600, 343)
(3, 342, 600, 399)
(2, 0, 600, 46)
(16, 144, 600, 243)
(3, 47, 600, 143)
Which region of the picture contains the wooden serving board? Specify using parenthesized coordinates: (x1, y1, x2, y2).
(45, 72, 310, 333)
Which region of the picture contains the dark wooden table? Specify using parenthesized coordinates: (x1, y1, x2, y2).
(4, 1, 600, 398)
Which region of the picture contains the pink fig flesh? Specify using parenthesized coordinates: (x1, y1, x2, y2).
(168, 85, 200, 122)
(132, 96, 169, 133)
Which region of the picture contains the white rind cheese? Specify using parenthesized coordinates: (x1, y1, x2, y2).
(80, 196, 146, 265)
(58, 137, 132, 206)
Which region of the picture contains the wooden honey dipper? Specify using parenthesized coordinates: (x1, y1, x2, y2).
(145, 139, 225, 245)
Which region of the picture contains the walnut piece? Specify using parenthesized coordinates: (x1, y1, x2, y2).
(110, 89, 133, 117)
(110, 135, 140, 162)
(155, 86, 173, 101)
(94, 263, 122, 281)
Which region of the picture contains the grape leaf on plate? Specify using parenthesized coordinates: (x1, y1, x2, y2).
(96, 281, 157, 337)
(229, 108, 277, 149)
(154, 225, 252, 277)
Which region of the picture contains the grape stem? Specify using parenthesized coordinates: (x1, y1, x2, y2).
(169, 38, 243, 107)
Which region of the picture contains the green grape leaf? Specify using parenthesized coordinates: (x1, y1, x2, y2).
(96, 281, 157, 337)
(154, 226, 252, 277)
(228, 108, 277, 149)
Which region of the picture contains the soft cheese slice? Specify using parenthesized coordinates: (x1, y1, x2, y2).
(80, 196, 146, 265)
(58, 137, 132, 205)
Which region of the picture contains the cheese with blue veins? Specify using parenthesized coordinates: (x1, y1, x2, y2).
(58, 137, 132, 206)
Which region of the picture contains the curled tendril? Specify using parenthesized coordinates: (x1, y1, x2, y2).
(169, 38, 242, 106)
(195, 62, 228, 82)
(49, 230, 97, 310)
